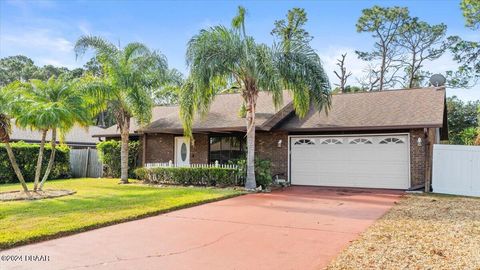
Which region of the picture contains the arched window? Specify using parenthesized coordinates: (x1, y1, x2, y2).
(320, 138, 343, 144)
(294, 139, 315, 145)
(349, 138, 373, 144)
(379, 137, 404, 144)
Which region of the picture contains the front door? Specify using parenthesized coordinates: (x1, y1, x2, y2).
(175, 137, 190, 167)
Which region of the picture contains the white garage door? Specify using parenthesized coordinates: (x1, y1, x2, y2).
(290, 135, 410, 189)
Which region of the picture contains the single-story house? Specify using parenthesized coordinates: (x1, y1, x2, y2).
(93, 87, 447, 190)
(11, 123, 105, 148)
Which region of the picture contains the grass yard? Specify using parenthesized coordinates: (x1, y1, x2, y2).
(327, 194, 480, 270)
(0, 178, 242, 249)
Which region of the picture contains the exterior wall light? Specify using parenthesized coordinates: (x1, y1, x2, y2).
(417, 137, 423, 147)
(277, 139, 283, 148)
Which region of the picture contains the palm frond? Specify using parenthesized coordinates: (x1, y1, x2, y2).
(74, 35, 118, 61)
(274, 42, 331, 117)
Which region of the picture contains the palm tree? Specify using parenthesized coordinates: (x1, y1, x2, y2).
(16, 76, 91, 190)
(75, 36, 170, 183)
(0, 83, 30, 194)
(180, 7, 331, 189)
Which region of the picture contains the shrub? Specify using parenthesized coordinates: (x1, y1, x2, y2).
(97, 140, 140, 178)
(0, 141, 71, 184)
(134, 167, 239, 187)
(230, 158, 272, 188)
(459, 127, 480, 145)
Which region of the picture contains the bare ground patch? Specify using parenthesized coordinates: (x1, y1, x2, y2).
(326, 194, 480, 270)
(0, 189, 75, 201)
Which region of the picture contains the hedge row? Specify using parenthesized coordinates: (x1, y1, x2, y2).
(97, 140, 140, 178)
(0, 141, 70, 184)
(134, 167, 239, 187)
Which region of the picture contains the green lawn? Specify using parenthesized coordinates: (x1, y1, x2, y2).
(0, 178, 242, 249)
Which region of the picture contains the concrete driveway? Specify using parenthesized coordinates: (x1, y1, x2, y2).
(1, 187, 402, 270)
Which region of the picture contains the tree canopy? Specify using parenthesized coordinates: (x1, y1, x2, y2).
(446, 96, 479, 145)
(355, 6, 409, 90)
(181, 6, 330, 188)
(75, 36, 171, 183)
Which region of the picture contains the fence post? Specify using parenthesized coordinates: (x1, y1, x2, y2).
(83, 147, 90, 178)
(169, 160, 173, 167)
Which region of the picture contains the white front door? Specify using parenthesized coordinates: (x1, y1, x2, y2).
(175, 137, 190, 167)
(290, 135, 410, 189)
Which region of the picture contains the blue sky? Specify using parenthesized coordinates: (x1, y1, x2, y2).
(1, 0, 479, 100)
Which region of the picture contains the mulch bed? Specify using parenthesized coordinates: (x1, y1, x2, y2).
(0, 189, 76, 201)
(326, 194, 480, 270)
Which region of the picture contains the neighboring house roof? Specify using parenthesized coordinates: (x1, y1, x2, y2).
(92, 87, 447, 137)
(92, 105, 181, 137)
(11, 123, 104, 146)
(279, 87, 446, 131)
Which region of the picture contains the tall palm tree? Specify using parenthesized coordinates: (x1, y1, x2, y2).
(0, 83, 30, 194)
(16, 76, 91, 190)
(180, 7, 331, 189)
(75, 36, 170, 183)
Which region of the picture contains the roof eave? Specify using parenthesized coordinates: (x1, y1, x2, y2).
(92, 133, 141, 138)
(279, 123, 444, 132)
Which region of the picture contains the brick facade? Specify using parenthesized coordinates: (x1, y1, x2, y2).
(409, 129, 426, 187)
(191, 134, 209, 164)
(143, 133, 209, 164)
(143, 129, 431, 189)
(255, 131, 289, 178)
(144, 133, 174, 163)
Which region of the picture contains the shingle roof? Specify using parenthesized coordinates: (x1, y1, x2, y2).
(11, 123, 103, 145)
(93, 91, 293, 136)
(146, 90, 293, 133)
(92, 87, 446, 137)
(279, 87, 446, 131)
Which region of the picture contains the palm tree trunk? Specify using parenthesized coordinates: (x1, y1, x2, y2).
(4, 141, 30, 194)
(120, 117, 130, 184)
(33, 129, 47, 191)
(38, 129, 56, 190)
(245, 98, 256, 190)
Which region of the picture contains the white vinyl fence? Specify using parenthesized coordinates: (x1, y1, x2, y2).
(432, 144, 480, 197)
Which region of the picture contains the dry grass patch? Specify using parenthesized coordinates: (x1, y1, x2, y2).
(327, 194, 480, 270)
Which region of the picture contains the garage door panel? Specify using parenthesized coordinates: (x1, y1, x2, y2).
(290, 135, 409, 189)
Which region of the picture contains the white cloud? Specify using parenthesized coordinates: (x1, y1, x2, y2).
(318, 46, 480, 101)
(78, 21, 91, 35)
(0, 27, 80, 68)
(3, 28, 73, 52)
(318, 46, 367, 88)
(422, 52, 459, 75)
(39, 58, 68, 67)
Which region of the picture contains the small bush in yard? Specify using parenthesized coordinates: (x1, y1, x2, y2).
(134, 167, 239, 187)
(230, 158, 272, 188)
(97, 140, 139, 178)
(0, 141, 70, 184)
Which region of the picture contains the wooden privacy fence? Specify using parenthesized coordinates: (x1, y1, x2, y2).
(70, 148, 103, 178)
(432, 144, 480, 197)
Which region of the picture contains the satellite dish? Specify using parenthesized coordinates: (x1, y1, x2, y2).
(429, 74, 446, 87)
